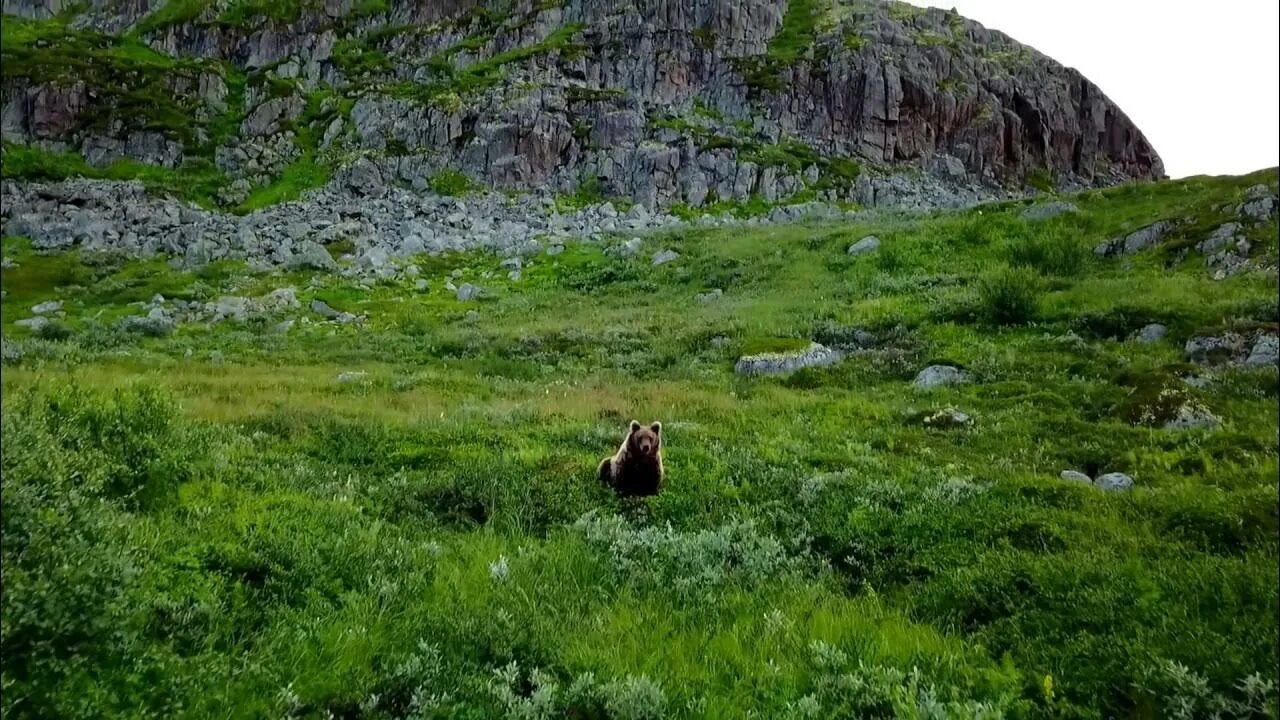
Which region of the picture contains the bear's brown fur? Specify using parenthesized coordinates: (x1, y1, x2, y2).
(598, 420, 664, 496)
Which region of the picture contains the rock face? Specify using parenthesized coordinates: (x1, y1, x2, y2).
(735, 342, 843, 376)
(1, 0, 1164, 218)
(1094, 220, 1176, 257)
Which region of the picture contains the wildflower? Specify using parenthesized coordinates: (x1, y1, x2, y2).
(489, 555, 510, 581)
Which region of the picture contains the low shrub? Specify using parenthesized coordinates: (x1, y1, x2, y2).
(977, 266, 1041, 325)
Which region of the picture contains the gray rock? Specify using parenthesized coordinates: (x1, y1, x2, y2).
(1238, 194, 1277, 223)
(120, 311, 175, 336)
(546, 244, 565, 256)
(31, 300, 63, 315)
(212, 296, 251, 323)
(1095, 220, 1174, 256)
(1185, 334, 1246, 364)
(734, 342, 843, 376)
(920, 407, 972, 428)
(1135, 323, 1168, 344)
(1197, 223, 1243, 254)
(1094, 473, 1133, 493)
(615, 238, 644, 257)
(651, 249, 680, 266)
(357, 246, 391, 271)
(1246, 183, 1272, 199)
(1244, 334, 1279, 367)
(1022, 202, 1078, 221)
(310, 299, 342, 319)
(413, 279, 429, 291)
(1162, 404, 1220, 431)
(912, 365, 972, 389)
(1, 339, 23, 363)
(456, 283, 483, 301)
(288, 241, 337, 271)
(847, 236, 881, 255)
(15, 316, 49, 332)
(345, 157, 384, 198)
(1059, 470, 1093, 485)
(271, 319, 294, 334)
(260, 287, 299, 312)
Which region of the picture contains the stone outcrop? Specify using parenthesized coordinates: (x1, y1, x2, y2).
(1, 0, 1164, 213)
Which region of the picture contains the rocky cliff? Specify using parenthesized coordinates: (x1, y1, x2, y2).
(2, 0, 1163, 214)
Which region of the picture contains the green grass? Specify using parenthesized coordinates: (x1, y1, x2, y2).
(430, 168, 473, 197)
(235, 155, 330, 212)
(2, 169, 1279, 719)
(1, 143, 227, 207)
(389, 22, 586, 107)
(0, 15, 211, 146)
(218, 0, 309, 26)
(1027, 167, 1056, 193)
(131, 0, 213, 36)
(768, 0, 826, 64)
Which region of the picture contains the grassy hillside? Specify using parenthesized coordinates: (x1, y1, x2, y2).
(2, 169, 1278, 719)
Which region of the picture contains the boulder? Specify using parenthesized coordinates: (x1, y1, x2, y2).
(652, 249, 680, 266)
(912, 365, 971, 389)
(1094, 473, 1133, 493)
(1134, 323, 1168, 344)
(1059, 470, 1092, 485)
(847, 236, 881, 255)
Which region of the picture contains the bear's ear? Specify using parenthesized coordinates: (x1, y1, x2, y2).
(629, 420, 641, 433)
(650, 422, 661, 434)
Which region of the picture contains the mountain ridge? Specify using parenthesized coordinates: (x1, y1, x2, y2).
(2, 0, 1163, 213)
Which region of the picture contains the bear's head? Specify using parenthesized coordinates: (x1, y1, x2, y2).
(627, 419, 662, 457)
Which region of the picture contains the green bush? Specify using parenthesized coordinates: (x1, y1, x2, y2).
(430, 168, 472, 197)
(1006, 230, 1090, 277)
(977, 266, 1041, 325)
(34, 319, 73, 341)
(11, 384, 191, 508)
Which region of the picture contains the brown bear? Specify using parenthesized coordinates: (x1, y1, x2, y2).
(598, 420, 664, 496)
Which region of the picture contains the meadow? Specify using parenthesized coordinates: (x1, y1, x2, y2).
(2, 169, 1278, 719)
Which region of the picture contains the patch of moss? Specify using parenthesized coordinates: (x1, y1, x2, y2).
(235, 156, 330, 213)
(1, 16, 216, 149)
(389, 22, 585, 108)
(768, 0, 825, 64)
(218, 0, 310, 26)
(430, 169, 472, 197)
(1112, 369, 1211, 427)
(1, 142, 227, 208)
(132, 0, 213, 35)
(1027, 167, 1056, 193)
(332, 36, 392, 77)
(692, 27, 716, 51)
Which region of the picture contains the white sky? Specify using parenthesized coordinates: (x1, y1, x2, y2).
(901, 0, 1280, 178)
